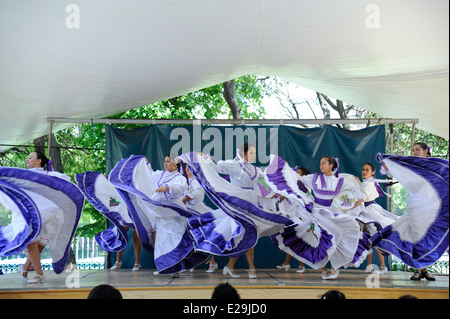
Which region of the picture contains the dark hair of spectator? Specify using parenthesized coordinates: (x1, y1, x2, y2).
(211, 283, 240, 299)
(87, 284, 123, 299)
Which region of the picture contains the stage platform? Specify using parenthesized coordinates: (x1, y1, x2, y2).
(0, 268, 448, 299)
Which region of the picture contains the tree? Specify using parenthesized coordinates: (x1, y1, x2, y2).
(261, 76, 373, 129)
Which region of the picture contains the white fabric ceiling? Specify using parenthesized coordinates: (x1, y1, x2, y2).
(0, 0, 448, 152)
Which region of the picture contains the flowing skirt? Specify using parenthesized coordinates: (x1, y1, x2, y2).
(357, 202, 398, 235)
(0, 167, 84, 274)
(370, 153, 449, 269)
(178, 152, 339, 269)
(265, 155, 371, 269)
(76, 171, 133, 253)
(108, 155, 210, 274)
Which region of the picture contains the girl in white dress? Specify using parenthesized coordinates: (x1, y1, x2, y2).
(0, 152, 83, 284)
(108, 154, 210, 274)
(180, 166, 244, 273)
(207, 143, 264, 279)
(275, 166, 310, 273)
(409, 142, 438, 281)
(296, 156, 370, 279)
(358, 163, 397, 275)
(371, 148, 448, 282)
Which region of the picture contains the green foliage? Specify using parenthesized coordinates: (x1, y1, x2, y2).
(391, 123, 449, 158)
(58, 75, 266, 238)
(110, 75, 266, 124)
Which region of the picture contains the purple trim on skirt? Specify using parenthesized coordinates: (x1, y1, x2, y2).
(371, 153, 449, 268)
(109, 155, 210, 273)
(0, 167, 84, 274)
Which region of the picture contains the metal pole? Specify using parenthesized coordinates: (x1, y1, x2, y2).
(410, 122, 416, 155)
(47, 119, 54, 159)
(387, 124, 394, 211)
(46, 117, 420, 126)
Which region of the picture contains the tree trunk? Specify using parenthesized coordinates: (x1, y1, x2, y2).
(223, 80, 241, 120)
(48, 133, 64, 173)
(33, 136, 46, 155)
(317, 93, 351, 129)
(316, 92, 330, 119)
(33, 134, 63, 172)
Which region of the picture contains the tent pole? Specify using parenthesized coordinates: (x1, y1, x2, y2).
(46, 117, 420, 126)
(47, 119, 54, 159)
(387, 123, 394, 212)
(410, 122, 416, 155)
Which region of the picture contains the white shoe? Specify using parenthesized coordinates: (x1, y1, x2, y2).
(321, 271, 330, 280)
(247, 269, 257, 279)
(206, 263, 218, 273)
(223, 266, 240, 278)
(132, 264, 141, 271)
(153, 271, 159, 275)
(28, 273, 45, 284)
(18, 265, 29, 282)
(110, 261, 122, 270)
(296, 266, 305, 273)
(276, 264, 291, 271)
(327, 269, 339, 279)
(378, 267, 388, 275)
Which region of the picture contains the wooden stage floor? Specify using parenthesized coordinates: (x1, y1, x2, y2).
(0, 268, 448, 299)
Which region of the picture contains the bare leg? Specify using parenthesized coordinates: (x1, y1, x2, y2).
(27, 242, 43, 279)
(376, 249, 386, 269)
(246, 248, 256, 276)
(226, 257, 238, 271)
(116, 251, 123, 263)
(283, 254, 292, 265)
(366, 251, 373, 266)
(132, 230, 141, 266)
(208, 257, 217, 269)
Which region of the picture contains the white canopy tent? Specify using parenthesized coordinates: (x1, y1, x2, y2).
(0, 0, 448, 152)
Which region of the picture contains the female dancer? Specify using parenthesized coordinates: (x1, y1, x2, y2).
(0, 151, 83, 283)
(294, 156, 370, 279)
(179, 144, 293, 279)
(409, 142, 437, 281)
(275, 166, 310, 273)
(207, 143, 263, 278)
(358, 163, 398, 275)
(181, 165, 246, 273)
(107, 154, 210, 275)
(371, 148, 448, 281)
(181, 166, 218, 272)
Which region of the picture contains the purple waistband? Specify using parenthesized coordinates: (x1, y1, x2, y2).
(364, 200, 376, 207)
(315, 198, 332, 207)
